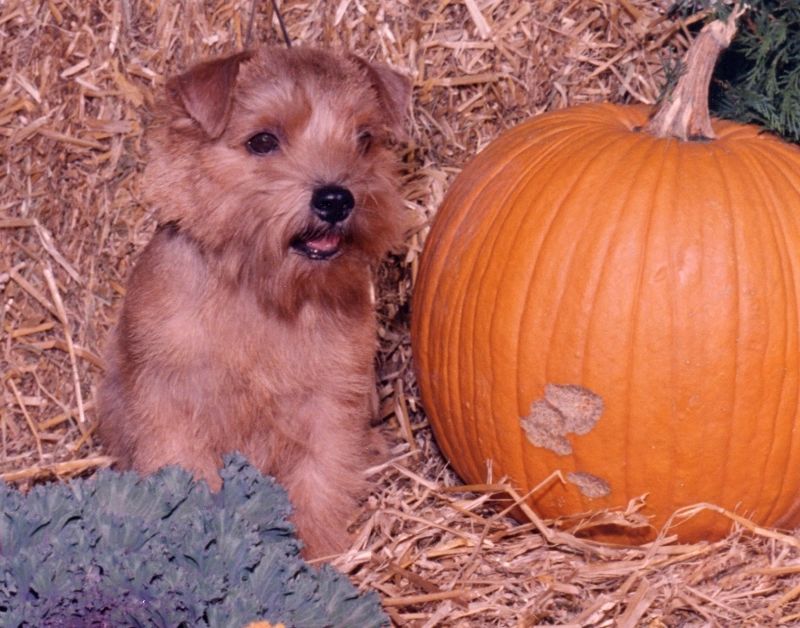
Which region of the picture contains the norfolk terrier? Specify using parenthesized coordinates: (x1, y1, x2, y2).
(97, 46, 411, 558)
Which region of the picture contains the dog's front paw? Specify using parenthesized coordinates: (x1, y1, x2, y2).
(365, 427, 390, 466)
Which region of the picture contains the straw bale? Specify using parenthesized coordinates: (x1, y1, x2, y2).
(3, 0, 800, 625)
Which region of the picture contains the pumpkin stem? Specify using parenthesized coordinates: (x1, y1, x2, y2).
(645, 6, 746, 141)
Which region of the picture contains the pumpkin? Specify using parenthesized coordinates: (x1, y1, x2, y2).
(411, 11, 800, 542)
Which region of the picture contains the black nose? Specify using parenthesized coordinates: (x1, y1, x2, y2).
(311, 185, 355, 224)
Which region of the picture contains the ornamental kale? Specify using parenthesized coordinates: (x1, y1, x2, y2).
(0, 454, 387, 628)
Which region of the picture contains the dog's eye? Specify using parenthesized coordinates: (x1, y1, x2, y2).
(357, 129, 373, 153)
(246, 132, 279, 155)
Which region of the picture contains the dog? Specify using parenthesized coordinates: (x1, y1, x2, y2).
(96, 46, 411, 558)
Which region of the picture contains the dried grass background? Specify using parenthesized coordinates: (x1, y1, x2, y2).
(3, 0, 800, 626)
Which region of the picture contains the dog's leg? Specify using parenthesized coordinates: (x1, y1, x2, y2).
(128, 420, 224, 491)
(283, 450, 365, 558)
(101, 368, 224, 490)
(277, 398, 374, 558)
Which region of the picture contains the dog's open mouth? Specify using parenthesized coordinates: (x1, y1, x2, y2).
(290, 230, 343, 261)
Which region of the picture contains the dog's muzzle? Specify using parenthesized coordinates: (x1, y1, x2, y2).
(290, 184, 355, 261)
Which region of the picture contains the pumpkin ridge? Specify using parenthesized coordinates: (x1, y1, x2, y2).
(416, 118, 564, 278)
(513, 127, 634, 385)
(541, 130, 658, 477)
(491, 128, 626, 489)
(709, 116, 774, 142)
(434, 121, 616, 487)
(441, 125, 607, 483)
(462, 126, 614, 483)
(749, 139, 800, 200)
(516, 130, 628, 490)
(665, 138, 689, 516)
(415, 126, 545, 476)
(702, 142, 741, 520)
(740, 144, 800, 523)
(575, 131, 668, 507)
(622, 136, 678, 519)
(729, 146, 792, 512)
(661, 139, 738, 531)
(733, 144, 800, 524)
(508, 129, 633, 495)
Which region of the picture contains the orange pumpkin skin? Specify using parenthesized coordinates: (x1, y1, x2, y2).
(412, 103, 800, 543)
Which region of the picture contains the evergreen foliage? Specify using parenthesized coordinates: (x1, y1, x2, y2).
(0, 455, 388, 628)
(673, 0, 800, 142)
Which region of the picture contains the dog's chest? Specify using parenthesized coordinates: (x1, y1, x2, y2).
(212, 292, 375, 398)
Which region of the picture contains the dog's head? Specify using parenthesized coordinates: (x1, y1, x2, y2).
(144, 47, 411, 316)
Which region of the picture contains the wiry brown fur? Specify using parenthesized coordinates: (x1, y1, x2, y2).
(97, 47, 410, 558)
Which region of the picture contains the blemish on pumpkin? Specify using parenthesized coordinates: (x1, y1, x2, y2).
(567, 471, 611, 499)
(520, 384, 604, 455)
(520, 400, 572, 455)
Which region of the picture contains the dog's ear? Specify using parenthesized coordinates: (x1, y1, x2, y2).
(351, 57, 412, 139)
(167, 51, 252, 139)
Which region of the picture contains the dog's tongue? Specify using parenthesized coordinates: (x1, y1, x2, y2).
(306, 232, 342, 253)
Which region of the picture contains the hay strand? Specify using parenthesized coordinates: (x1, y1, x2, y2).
(4, 0, 800, 624)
